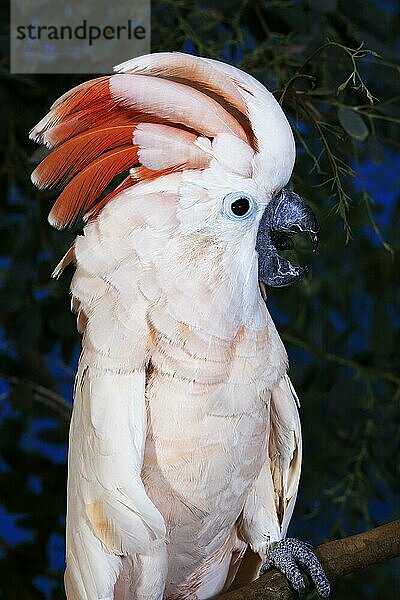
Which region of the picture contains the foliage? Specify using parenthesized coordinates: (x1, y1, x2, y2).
(0, 0, 399, 598)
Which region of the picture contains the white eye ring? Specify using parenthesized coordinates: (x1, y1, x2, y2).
(221, 191, 256, 221)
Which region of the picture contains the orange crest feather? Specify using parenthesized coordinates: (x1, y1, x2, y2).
(30, 57, 256, 229)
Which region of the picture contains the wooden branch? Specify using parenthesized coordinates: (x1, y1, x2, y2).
(6, 375, 71, 422)
(217, 520, 400, 600)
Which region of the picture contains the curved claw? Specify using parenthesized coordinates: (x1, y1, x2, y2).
(263, 538, 330, 599)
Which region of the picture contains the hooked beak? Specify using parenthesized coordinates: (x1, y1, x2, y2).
(255, 189, 319, 288)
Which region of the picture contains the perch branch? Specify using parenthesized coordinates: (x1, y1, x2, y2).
(217, 520, 400, 600)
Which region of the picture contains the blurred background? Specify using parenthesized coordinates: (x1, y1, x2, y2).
(0, 0, 399, 598)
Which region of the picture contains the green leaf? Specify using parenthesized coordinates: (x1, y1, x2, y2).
(337, 79, 350, 94)
(337, 106, 369, 141)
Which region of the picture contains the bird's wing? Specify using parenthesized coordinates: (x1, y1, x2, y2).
(269, 373, 302, 538)
(59, 199, 173, 599)
(65, 360, 166, 600)
(238, 373, 302, 579)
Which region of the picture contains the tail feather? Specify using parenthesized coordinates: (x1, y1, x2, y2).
(65, 524, 121, 600)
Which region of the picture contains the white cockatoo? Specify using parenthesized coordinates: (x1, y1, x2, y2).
(30, 52, 330, 600)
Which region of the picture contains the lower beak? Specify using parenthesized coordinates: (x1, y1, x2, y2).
(256, 189, 319, 288)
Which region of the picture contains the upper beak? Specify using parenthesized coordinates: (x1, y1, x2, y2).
(255, 189, 319, 288)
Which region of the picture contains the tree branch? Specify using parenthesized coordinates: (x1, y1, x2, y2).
(5, 375, 72, 422)
(218, 520, 400, 599)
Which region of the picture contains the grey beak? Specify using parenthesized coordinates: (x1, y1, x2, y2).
(256, 189, 319, 288)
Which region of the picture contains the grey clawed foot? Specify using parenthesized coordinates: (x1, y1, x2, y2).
(262, 538, 330, 598)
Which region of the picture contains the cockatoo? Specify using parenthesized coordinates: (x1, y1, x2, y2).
(30, 52, 330, 600)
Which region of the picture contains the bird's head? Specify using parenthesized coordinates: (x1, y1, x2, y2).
(30, 53, 318, 317)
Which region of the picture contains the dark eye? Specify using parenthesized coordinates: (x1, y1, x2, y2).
(231, 197, 250, 216)
(222, 191, 256, 221)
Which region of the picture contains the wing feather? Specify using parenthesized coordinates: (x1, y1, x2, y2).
(63, 195, 170, 599)
(239, 374, 301, 561)
(269, 374, 302, 534)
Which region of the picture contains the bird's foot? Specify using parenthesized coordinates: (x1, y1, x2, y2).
(262, 537, 330, 598)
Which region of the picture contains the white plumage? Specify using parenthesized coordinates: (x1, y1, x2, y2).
(32, 52, 302, 599)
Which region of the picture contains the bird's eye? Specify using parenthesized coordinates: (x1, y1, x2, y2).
(221, 191, 256, 221)
(231, 198, 250, 216)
